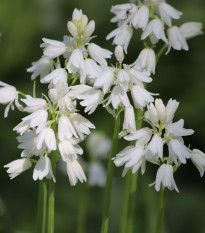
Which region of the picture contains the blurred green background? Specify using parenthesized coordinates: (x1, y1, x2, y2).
(0, 0, 205, 232)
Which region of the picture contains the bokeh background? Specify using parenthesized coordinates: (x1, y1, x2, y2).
(0, 0, 205, 232)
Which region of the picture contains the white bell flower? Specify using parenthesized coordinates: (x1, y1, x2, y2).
(4, 158, 32, 179)
(131, 5, 149, 30)
(84, 58, 102, 81)
(67, 21, 79, 39)
(65, 159, 86, 186)
(70, 113, 95, 140)
(58, 115, 78, 141)
(21, 95, 47, 113)
(72, 8, 83, 21)
(41, 68, 67, 86)
(88, 162, 106, 187)
(129, 66, 152, 84)
(88, 43, 112, 66)
(107, 85, 130, 109)
(123, 105, 136, 133)
(0, 81, 22, 117)
(158, 2, 182, 27)
(106, 25, 133, 53)
(167, 26, 188, 52)
(33, 156, 56, 182)
(115, 45, 124, 63)
(141, 19, 168, 44)
(191, 149, 205, 177)
(135, 48, 156, 74)
(36, 127, 57, 152)
(84, 20, 95, 39)
(180, 22, 203, 39)
(150, 164, 179, 192)
(27, 57, 53, 80)
(117, 69, 130, 90)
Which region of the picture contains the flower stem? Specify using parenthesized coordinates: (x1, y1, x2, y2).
(47, 152, 57, 233)
(36, 179, 47, 233)
(156, 44, 168, 64)
(77, 183, 87, 233)
(155, 188, 167, 233)
(101, 114, 121, 233)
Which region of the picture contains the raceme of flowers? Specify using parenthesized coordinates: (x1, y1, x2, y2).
(1, 6, 204, 192)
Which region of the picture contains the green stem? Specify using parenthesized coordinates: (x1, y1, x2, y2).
(47, 153, 57, 233)
(156, 44, 168, 64)
(155, 188, 167, 233)
(101, 114, 121, 233)
(36, 179, 47, 233)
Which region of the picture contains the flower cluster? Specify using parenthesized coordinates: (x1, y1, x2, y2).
(113, 98, 205, 192)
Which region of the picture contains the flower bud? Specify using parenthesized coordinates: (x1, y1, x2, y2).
(123, 105, 136, 132)
(180, 22, 203, 39)
(84, 20, 95, 38)
(48, 88, 58, 104)
(79, 15, 88, 34)
(155, 99, 166, 122)
(67, 21, 79, 38)
(114, 45, 124, 63)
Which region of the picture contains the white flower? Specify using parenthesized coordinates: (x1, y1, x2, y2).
(36, 127, 57, 152)
(106, 25, 133, 53)
(68, 85, 93, 99)
(41, 68, 67, 86)
(88, 43, 112, 66)
(67, 21, 79, 39)
(165, 99, 179, 124)
(115, 45, 124, 63)
(21, 95, 47, 113)
(84, 58, 102, 81)
(168, 139, 191, 165)
(129, 66, 152, 84)
(131, 5, 149, 30)
(27, 57, 53, 80)
(167, 26, 188, 52)
(107, 85, 130, 109)
(40, 38, 67, 59)
(135, 48, 156, 74)
(70, 113, 95, 139)
(72, 9, 83, 21)
(131, 85, 154, 110)
(33, 156, 56, 182)
(117, 70, 130, 90)
(123, 105, 136, 132)
(84, 20, 95, 38)
(14, 109, 48, 135)
(158, 3, 182, 27)
(150, 164, 179, 192)
(141, 19, 168, 44)
(155, 98, 166, 122)
(77, 89, 104, 114)
(180, 22, 203, 39)
(17, 129, 46, 157)
(65, 159, 86, 186)
(191, 149, 205, 177)
(58, 116, 78, 141)
(4, 158, 32, 179)
(88, 162, 106, 187)
(58, 140, 83, 161)
(0, 81, 22, 117)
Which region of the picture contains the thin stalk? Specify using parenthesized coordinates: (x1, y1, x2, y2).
(77, 184, 87, 233)
(36, 179, 47, 233)
(156, 44, 168, 64)
(47, 152, 57, 233)
(101, 114, 121, 233)
(155, 188, 167, 233)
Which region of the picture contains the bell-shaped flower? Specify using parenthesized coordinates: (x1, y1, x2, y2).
(33, 156, 56, 182)
(36, 127, 57, 152)
(88, 162, 106, 187)
(129, 66, 152, 84)
(84, 58, 102, 81)
(117, 70, 130, 90)
(40, 38, 67, 59)
(88, 43, 112, 66)
(180, 22, 203, 39)
(167, 26, 188, 53)
(141, 19, 168, 44)
(27, 57, 53, 80)
(168, 139, 191, 165)
(114, 45, 124, 64)
(41, 68, 67, 86)
(191, 149, 205, 177)
(21, 95, 47, 113)
(107, 85, 130, 109)
(70, 113, 95, 140)
(158, 2, 182, 27)
(72, 8, 83, 21)
(84, 20, 95, 39)
(106, 25, 133, 53)
(58, 115, 78, 141)
(135, 48, 156, 74)
(123, 105, 136, 133)
(130, 85, 155, 110)
(77, 88, 104, 114)
(0, 81, 22, 117)
(150, 164, 179, 192)
(4, 158, 32, 179)
(131, 5, 149, 30)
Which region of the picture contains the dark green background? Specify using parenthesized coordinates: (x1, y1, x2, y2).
(0, 0, 205, 232)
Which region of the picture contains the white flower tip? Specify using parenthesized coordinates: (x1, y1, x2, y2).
(114, 45, 124, 63)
